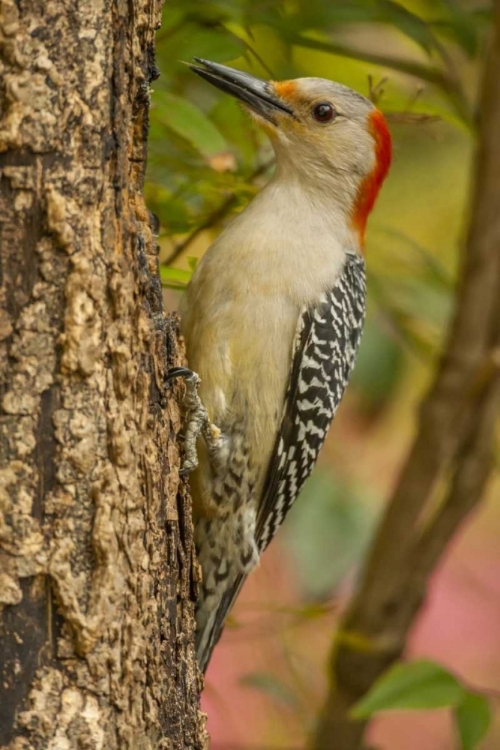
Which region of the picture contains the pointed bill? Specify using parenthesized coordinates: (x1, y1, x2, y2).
(187, 58, 294, 123)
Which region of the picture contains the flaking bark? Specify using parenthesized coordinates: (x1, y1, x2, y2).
(0, 1, 206, 748)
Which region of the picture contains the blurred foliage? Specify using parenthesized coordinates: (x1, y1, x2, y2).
(283, 471, 377, 599)
(148, 0, 489, 368)
(351, 660, 492, 750)
(240, 671, 302, 711)
(148, 1, 497, 748)
(148, 0, 490, 246)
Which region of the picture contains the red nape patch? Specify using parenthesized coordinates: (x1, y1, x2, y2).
(351, 109, 392, 248)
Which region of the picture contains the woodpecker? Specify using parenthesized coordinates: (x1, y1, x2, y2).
(173, 58, 391, 672)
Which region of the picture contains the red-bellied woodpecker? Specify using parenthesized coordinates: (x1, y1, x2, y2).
(171, 58, 392, 672)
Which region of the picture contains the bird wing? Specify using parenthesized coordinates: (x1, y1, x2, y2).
(197, 251, 366, 672)
(256, 250, 366, 551)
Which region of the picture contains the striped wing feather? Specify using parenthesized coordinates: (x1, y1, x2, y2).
(257, 251, 366, 550)
(198, 251, 366, 671)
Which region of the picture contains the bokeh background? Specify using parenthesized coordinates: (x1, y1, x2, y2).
(147, 1, 499, 747)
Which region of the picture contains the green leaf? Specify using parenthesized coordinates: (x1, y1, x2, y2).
(157, 23, 244, 69)
(287, 1, 441, 56)
(159, 265, 192, 289)
(210, 96, 257, 166)
(431, 18, 478, 57)
(187, 256, 199, 271)
(351, 660, 465, 718)
(455, 692, 491, 750)
(160, 7, 185, 32)
(153, 91, 227, 158)
(241, 671, 300, 710)
(379, 1, 439, 55)
(145, 185, 194, 234)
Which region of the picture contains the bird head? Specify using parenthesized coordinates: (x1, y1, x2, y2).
(189, 58, 392, 245)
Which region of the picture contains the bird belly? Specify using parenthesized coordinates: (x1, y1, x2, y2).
(186, 288, 298, 508)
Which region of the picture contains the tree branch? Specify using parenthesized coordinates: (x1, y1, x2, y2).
(312, 2, 500, 748)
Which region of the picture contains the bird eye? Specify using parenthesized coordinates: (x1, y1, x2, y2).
(311, 102, 336, 123)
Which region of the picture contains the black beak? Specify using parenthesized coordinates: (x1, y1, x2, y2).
(187, 58, 294, 124)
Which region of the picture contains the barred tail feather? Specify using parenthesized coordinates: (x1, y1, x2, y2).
(195, 576, 245, 673)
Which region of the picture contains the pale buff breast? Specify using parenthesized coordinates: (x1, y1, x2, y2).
(180, 174, 354, 513)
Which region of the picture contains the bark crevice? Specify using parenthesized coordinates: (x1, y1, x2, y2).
(0, 1, 205, 747)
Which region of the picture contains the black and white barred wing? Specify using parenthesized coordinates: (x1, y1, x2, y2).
(195, 252, 366, 672)
(256, 251, 366, 552)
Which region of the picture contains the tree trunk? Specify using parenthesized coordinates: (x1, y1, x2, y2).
(0, 1, 205, 748)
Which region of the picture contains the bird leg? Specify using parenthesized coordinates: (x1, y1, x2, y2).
(167, 367, 222, 475)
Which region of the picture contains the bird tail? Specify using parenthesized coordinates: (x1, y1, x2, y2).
(195, 574, 245, 673)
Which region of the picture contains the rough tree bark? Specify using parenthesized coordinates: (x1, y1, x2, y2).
(0, 2, 205, 748)
(313, 3, 500, 749)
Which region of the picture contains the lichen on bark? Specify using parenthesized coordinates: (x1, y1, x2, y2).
(0, 1, 205, 747)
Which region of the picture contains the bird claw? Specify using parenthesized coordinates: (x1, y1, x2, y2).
(166, 366, 200, 385)
(167, 367, 221, 475)
(179, 462, 196, 477)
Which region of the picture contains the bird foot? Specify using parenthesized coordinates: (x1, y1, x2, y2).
(167, 367, 222, 475)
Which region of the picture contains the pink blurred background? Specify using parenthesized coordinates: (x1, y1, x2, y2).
(201, 410, 500, 750)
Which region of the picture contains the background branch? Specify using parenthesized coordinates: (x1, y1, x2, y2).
(285, 34, 472, 124)
(312, 2, 500, 748)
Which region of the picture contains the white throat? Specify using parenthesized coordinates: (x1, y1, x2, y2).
(206, 163, 362, 310)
